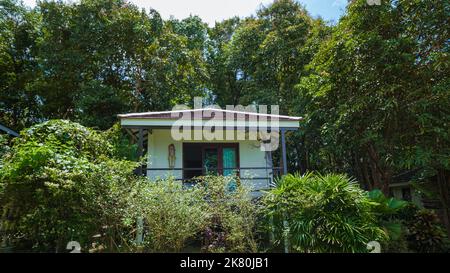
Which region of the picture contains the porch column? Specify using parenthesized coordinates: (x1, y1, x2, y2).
(137, 128, 144, 176)
(280, 128, 290, 253)
(281, 128, 287, 175)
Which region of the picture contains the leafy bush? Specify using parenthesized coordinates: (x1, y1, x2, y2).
(368, 191, 449, 253)
(0, 134, 11, 168)
(367, 189, 409, 252)
(263, 172, 386, 253)
(103, 123, 138, 161)
(135, 178, 209, 252)
(197, 176, 258, 253)
(14, 119, 113, 159)
(0, 120, 143, 252)
(405, 209, 448, 253)
(131, 175, 258, 253)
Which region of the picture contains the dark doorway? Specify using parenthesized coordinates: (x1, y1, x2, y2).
(182, 143, 239, 181)
(183, 143, 203, 179)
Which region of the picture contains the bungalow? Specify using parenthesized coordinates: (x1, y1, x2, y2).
(118, 107, 301, 193)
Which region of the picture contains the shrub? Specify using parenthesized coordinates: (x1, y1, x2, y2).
(135, 177, 209, 252)
(131, 175, 258, 253)
(405, 209, 448, 253)
(367, 192, 449, 253)
(0, 120, 142, 252)
(0, 134, 11, 168)
(197, 176, 258, 253)
(367, 189, 409, 252)
(14, 119, 113, 159)
(263, 172, 386, 253)
(103, 123, 138, 161)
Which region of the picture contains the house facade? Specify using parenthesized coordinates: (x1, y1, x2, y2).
(119, 108, 301, 193)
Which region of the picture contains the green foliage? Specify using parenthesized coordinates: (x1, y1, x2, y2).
(295, 0, 449, 193)
(0, 120, 142, 252)
(367, 189, 409, 252)
(368, 189, 408, 216)
(405, 209, 448, 253)
(0, 0, 42, 129)
(103, 123, 138, 161)
(0, 0, 208, 131)
(210, 0, 327, 111)
(125, 175, 258, 253)
(196, 176, 258, 253)
(368, 194, 449, 253)
(263, 173, 386, 253)
(15, 119, 113, 158)
(0, 134, 11, 167)
(1, 0, 449, 251)
(134, 177, 209, 252)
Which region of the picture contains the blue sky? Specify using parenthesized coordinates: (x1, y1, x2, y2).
(299, 0, 347, 22)
(21, 0, 348, 26)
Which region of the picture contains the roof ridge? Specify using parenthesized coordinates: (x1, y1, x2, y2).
(118, 108, 302, 120)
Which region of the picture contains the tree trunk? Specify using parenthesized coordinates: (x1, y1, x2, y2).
(366, 143, 391, 195)
(305, 149, 310, 172)
(354, 153, 369, 190)
(437, 169, 450, 237)
(361, 156, 373, 190)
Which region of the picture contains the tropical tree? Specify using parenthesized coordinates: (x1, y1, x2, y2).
(263, 173, 386, 253)
(212, 0, 316, 111)
(296, 0, 449, 232)
(0, 0, 41, 130)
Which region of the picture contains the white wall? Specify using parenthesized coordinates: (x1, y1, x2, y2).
(146, 129, 183, 179)
(146, 129, 273, 191)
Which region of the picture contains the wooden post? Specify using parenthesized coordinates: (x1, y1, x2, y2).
(266, 150, 275, 244)
(135, 216, 144, 245)
(265, 150, 274, 187)
(283, 217, 290, 253)
(135, 129, 145, 246)
(280, 128, 290, 253)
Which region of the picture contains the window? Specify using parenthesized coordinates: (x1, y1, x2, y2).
(402, 187, 412, 201)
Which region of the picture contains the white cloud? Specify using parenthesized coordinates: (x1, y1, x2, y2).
(132, 0, 273, 26)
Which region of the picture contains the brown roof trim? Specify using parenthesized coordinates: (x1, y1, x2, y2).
(118, 108, 302, 121)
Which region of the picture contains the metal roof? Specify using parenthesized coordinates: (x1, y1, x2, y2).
(0, 123, 19, 137)
(118, 108, 302, 121)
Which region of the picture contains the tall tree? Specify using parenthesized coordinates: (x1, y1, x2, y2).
(297, 0, 449, 208)
(206, 16, 241, 106)
(206, 0, 331, 172)
(210, 0, 317, 111)
(35, 0, 165, 129)
(0, 0, 41, 130)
